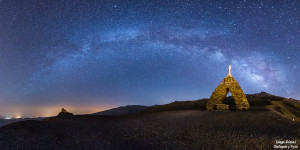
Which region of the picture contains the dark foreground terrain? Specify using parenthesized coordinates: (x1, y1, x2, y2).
(0, 93, 299, 150)
(0, 118, 43, 127)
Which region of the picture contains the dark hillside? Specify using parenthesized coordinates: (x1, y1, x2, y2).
(91, 105, 148, 115)
(142, 99, 208, 113)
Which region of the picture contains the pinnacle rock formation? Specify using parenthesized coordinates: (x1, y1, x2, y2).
(57, 108, 74, 117)
(206, 65, 250, 111)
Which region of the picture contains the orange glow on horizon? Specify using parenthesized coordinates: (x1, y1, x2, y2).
(15, 114, 21, 119)
(0, 104, 115, 118)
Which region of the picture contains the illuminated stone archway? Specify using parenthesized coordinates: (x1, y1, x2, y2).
(206, 66, 250, 111)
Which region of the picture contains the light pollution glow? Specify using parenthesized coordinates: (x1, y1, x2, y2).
(0, 104, 113, 118)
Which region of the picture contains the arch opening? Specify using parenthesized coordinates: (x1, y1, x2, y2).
(223, 90, 237, 111)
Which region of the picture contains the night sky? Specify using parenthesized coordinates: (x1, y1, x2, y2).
(0, 0, 299, 117)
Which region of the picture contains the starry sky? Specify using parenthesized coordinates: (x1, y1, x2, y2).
(0, 0, 299, 117)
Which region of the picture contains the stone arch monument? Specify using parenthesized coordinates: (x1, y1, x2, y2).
(206, 65, 250, 111)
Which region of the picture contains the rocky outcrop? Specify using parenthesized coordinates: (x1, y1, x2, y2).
(206, 75, 250, 111)
(57, 108, 74, 117)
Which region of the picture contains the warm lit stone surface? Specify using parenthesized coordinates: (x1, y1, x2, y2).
(207, 75, 250, 111)
(215, 104, 229, 111)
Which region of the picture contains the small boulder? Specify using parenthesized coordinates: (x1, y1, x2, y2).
(215, 104, 229, 111)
